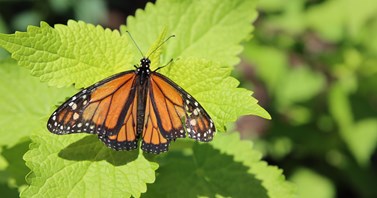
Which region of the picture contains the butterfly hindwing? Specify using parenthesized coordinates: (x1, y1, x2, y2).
(98, 81, 139, 151)
(183, 94, 215, 142)
(141, 84, 171, 154)
(47, 71, 137, 137)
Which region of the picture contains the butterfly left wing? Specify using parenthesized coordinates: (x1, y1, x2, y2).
(98, 82, 139, 151)
(47, 71, 137, 138)
(148, 73, 216, 142)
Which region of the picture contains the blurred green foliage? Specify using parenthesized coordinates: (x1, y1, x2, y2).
(238, 0, 377, 197)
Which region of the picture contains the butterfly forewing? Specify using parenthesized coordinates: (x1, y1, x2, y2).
(148, 74, 187, 139)
(47, 71, 137, 137)
(150, 73, 216, 142)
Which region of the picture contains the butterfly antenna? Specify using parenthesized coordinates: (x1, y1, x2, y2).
(147, 35, 175, 58)
(154, 58, 174, 72)
(126, 31, 144, 58)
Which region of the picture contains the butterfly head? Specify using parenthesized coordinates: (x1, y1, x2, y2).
(136, 58, 152, 85)
(140, 58, 151, 68)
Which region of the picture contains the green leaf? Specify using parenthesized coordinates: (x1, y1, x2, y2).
(328, 84, 354, 132)
(290, 168, 335, 198)
(344, 119, 377, 166)
(124, 0, 258, 66)
(0, 1, 269, 131)
(22, 130, 158, 198)
(145, 28, 168, 69)
(0, 20, 135, 88)
(160, 58, 270, 131)
(0, 59, 75, 148)
(243, 43, 289, 93)
(264, 0, 306, 35)
(0, 0, 272, 196)
(0, 59, 157, 197)
(328, 84, 377, 165)
(211, 133, 296, 198)
(306, 0, 377, 41)
(275, 67, 325, 108)
(0, 140, 30, 189)
(144, 133, 296, 198)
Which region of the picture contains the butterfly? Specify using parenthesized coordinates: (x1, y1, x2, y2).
(47, 56, 216, 154)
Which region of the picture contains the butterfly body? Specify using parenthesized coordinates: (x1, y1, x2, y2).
(47, 58, 215, 154)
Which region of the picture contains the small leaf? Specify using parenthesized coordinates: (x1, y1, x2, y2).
(243, 43, 288, 93)
(146, 28, 168, 69)
(275, 67, 325, 108)
(328, 84, 377, 165)
(290, 168, 335, 198)
(345, 119, 377, 166)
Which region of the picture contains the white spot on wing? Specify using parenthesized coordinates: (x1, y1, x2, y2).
(73, 113, 79, 120)
(193, 109, 199, 116)
(71, 103, 77, 110)
(190, 119, 197, 126)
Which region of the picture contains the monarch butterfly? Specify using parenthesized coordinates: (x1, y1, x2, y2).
(47, 36, 216, 154)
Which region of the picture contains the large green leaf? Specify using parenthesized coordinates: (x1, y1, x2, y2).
(0, 0, 276, 197)
(0, 21, 134, 88)
(22, 130, 158, 198)
(144, 133, 296, 198)
(0, 59, 75, 148)
(125, 0, 258, 66)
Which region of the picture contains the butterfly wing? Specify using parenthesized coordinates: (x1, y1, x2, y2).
(47, 71, 138, 142)
(98, 80, 140, 151)
(47, 65, 216, 153)
(148, 72, 216, 142)
(141, 85, 171, 154)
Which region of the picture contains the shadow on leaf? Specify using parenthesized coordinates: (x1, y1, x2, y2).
(58, 135, 138, 166)
(143, 143, 268, 198)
